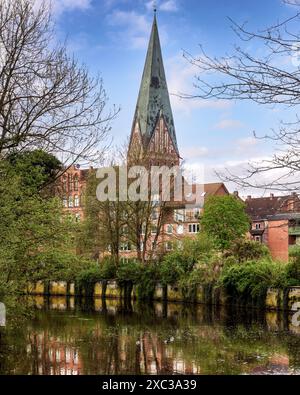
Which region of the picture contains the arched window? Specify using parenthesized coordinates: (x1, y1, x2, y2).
(74, 175, 79, 191)
(74, 195, 79, 207)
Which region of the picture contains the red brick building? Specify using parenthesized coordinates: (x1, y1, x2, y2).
(246, 193, 300, 262)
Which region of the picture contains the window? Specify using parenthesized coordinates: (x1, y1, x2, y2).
(254, 236, 262, 243)
(62, 197, 68, 208)
(255, 223, 261, 230)
(152, 194, 160, 204)
(151, 225, 157, 234)
(74, 195, 79, 207)
(68, 175, 73, 191)
(194, 209, 201, 219)
(74, 175, 79, 191)
(177, 224, 184, 234)
(62, 177, 67, 193)
(120, 242, 132, 251)
(68, 196, 73, 208)
(75, 213, 81, 222)
(141, 223, 146, 235)
(174, 209, 184, 222)
(151, 209, 159, 220)
(188, 224, 200, 233)
(165, 241, 173, 251)
(166, 224, 173, 234)
(177, 240, 183, 250)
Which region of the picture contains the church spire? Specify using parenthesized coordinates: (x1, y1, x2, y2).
(131, 14, 179, 156)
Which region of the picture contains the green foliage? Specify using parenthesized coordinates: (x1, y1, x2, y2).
(227, 239, 271, 263)
(201, 195, 250, 251)
(286, 249, 300, 285)
(6, 150, 61, 193)
(99, 256, 117, 279)
(116, 260, 142, 285)
(136, 263, 159, 300)
(220, 259, 288, 303)
(0, 152, 78, 294)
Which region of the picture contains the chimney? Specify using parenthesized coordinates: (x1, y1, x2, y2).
(247, 195, 251, 200)
(233, 191, 239, 197)
(292, 192, 297, 197)
(270, 193, 274, 199)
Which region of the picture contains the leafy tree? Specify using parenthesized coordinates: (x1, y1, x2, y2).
(201, 195, 250, 251)
(0, 151, 78, 294)
(6, 150, 62, 193)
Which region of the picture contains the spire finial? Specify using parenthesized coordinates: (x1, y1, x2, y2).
(153, 0, 157, 14)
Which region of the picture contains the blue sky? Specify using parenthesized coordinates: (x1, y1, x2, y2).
(51, 0, 298, 195)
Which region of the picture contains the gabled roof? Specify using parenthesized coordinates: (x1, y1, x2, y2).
(133, 15, 179, 154)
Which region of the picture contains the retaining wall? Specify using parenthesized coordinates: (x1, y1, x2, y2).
(26, 281, 300, 312)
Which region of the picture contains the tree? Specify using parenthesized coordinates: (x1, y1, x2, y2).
(184, 0, 300, 192)
(0, 0, 117, 163)
(6, 149, 62, 194)
(0, 151, 78, 293)
(200, 195, 249, 251)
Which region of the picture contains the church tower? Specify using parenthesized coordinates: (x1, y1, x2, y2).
(128, 14, 180, 167)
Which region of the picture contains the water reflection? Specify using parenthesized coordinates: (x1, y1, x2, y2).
(0, 296, 300, 375)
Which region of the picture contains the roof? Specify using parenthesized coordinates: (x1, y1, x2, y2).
(132, 15, 179, 154)
(246, 194, 300, 220)
(204, 182, 230, 196)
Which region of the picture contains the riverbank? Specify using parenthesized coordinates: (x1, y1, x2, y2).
(26, 281, 300, 312)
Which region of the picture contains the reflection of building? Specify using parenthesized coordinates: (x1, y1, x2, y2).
(246, 193, 300, 261)
(28, 332, 82, 375)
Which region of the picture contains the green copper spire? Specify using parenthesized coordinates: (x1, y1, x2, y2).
(133, 15, 179, 154)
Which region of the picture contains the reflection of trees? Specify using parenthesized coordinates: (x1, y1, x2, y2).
(1, 298, 300, 375)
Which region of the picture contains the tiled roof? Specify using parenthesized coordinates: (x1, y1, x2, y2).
(246, 195, 300, 220)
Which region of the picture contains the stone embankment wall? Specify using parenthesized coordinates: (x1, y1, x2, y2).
(26, 281, 300, 312)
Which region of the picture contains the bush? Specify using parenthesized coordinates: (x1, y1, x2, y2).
(136, 263, 159, 300)
(99, 256, 117, 279)
(286, 249, 300, 285)
(228, 239, 271, 263)
(116, 259, 142, 285)
(220, 259, 288, 304)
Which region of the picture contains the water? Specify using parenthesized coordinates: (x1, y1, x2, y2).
(0, 296, 300, 375)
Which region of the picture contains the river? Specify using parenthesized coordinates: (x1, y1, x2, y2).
(0, 296, 299, 375)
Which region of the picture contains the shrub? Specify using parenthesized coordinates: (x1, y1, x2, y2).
(220, 259, 288, 304)
(286, 249, 300, 285)
(228, 239, 271, 263)
(136, 263, 159, 300)
(99, 256, 117, 279)
(116, 259, 142, 285)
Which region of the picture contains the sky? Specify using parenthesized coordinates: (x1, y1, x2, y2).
(49, 0, 299, 196)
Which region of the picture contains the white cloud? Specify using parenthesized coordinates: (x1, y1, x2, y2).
(181, 146, 209, 159)
(108, 10, 151, 49)
(214, 119, 244, 130)
(160, 0, 178, 12)
(166, 54, 231, 114)
(146, 0, 179, 12)
(51, 0, 92, 16)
